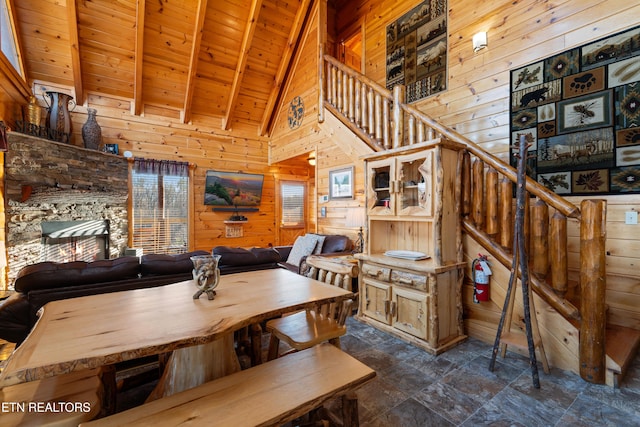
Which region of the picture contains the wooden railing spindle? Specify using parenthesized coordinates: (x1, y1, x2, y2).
(461, 151, 471, 217)
(550, 211, 568, 297)
(498, 178, 513, 249)
(348, 75, 355, 122)
(383, 98, 391, 149)
(374, 93, 382, 143)
(531, 199, 549, 279)
(354, 80, 361, 126)
(392, 86, 404, 149)
(408, 114, 416, 145)
(471, 159, 484, 229)
(485, 168, 499, 236)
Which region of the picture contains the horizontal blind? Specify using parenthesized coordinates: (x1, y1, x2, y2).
(281, 182, 304, 227)
(132, 167, 189, 255)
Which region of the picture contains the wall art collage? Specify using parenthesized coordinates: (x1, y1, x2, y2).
(386, 0, 447, 103)
(510, 25, 640, 195)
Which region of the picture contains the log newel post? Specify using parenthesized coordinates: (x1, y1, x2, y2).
(579, 199, 607, 384)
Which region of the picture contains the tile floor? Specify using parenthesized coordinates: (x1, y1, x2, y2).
(2, 317, 640, 426)
(336, 317, 640, 426)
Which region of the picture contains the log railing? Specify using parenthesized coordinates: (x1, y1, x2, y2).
(320, 53, 608, 383)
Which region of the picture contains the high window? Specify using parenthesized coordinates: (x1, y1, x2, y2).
(1, 0, 23, 76)
(131, 159, 189, 255)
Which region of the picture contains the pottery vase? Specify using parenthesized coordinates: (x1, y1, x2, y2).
(82, 108, 102, 150)
(25, 95, 42, 127)
(44, 91, 75, 143)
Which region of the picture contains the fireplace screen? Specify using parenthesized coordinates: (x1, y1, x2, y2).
(41, 220, 110, 263)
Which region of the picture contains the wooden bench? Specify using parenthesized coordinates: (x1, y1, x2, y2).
(80, 343, 376, 427)
(0, 366, 114, 427)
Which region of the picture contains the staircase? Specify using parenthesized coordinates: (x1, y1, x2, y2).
(318, 54, 640, 387)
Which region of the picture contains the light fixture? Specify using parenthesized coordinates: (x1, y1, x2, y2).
(473, 32, 488, 53)
(307, 151, 316, 166)
(345, 207, 367, 253)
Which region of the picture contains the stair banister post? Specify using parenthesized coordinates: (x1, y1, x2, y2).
(319, 46, 325, 123)
(579, 199, 607, 384)
(392, 85, 405, 149)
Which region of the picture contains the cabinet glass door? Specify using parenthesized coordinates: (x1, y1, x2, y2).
(397, 150, 433, 217)
(367, 158, 396, 216)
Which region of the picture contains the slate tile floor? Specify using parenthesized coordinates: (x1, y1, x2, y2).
(336, 317, 640, 426)
(2, 318, 640, 426)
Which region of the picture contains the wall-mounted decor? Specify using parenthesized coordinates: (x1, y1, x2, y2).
(385, 0, 447, 103)
(204, 170, 264, 207)
(329, 166, 354, 200)
(510, 25, 640, 195)
(287, 96, 304, 129)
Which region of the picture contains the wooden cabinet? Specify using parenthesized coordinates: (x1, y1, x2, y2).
(357, 139, 466, 355)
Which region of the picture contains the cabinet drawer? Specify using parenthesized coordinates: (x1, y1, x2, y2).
(362, 263, 391, 282)
(390, 270, 427, 291)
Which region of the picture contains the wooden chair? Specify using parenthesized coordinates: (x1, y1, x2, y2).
(266, 256, 358, 360)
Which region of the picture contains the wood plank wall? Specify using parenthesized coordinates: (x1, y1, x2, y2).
(270, 0, 640, 341)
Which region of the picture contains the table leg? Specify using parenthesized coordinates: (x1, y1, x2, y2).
(146, 333, 241, 401)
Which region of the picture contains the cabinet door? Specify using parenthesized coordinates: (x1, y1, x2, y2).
(397, 150, 433, 217)
(391, 286, 428, 339)
(362, 278, 391, 324)
(367, 158, 396, 216)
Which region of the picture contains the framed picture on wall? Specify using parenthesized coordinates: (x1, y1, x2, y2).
(329, 166, 354, 200)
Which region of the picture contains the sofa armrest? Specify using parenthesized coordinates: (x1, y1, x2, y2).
(0, 293, 32, 344)
(273, 246, 293, 261)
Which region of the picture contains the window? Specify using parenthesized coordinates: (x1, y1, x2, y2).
(280, 182, 305, 227)
(1, 0, 23, 76)
(132, 159, 189, 255)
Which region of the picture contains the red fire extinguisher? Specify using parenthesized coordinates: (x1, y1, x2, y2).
(472, 254, 492, 303)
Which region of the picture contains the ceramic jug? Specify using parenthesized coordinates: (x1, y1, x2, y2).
(191, 254, 222, 300)
(44, 91, 75, 143)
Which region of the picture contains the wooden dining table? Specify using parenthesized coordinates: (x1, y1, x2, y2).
(0, 268, 353, 399)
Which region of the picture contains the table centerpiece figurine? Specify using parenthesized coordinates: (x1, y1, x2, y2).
(191, 254, 222, 300)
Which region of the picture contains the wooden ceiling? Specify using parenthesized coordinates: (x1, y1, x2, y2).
(11, 0, 314, 135)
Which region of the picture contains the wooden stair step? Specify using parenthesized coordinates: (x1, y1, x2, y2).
(606, 325, 640, 388)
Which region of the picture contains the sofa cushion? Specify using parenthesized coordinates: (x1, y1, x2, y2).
(141, 250, 209, 276)
(307, 233, 326, 254)
(286, 235, 319, 267)
(213, 246, 281, 266)
(322, 235, 352, 253)
(14, 257, 142, 293)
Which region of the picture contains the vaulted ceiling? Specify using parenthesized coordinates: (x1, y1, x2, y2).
(11, 0, 314, 135)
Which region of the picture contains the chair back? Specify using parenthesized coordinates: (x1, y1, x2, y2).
(304, 256, 358, 292)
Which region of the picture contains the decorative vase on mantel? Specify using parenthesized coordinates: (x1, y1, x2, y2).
(82, 108, 102, 150)
(44, 91, 75, 143)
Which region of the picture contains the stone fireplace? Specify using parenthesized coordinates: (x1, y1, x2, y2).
(3, 133, 129, 288)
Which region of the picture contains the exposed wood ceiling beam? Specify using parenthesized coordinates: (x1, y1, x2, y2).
(133, 0, 146, 116)
(221, 0, 263, 130)
(66, 0, 83, 104)
(182, 0, 208, 124)
(259, 0, 313, 136)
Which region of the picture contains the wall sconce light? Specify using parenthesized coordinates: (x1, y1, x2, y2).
(307, 152, 316, 166)
(473, 32, 488, 53)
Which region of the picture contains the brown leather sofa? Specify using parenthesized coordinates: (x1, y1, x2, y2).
(0, 250, 209, 344)
(213, 246, 283, 275)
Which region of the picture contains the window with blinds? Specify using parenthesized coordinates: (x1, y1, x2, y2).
(132, 160, 189, 255)
(280, 182, 305, 227)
